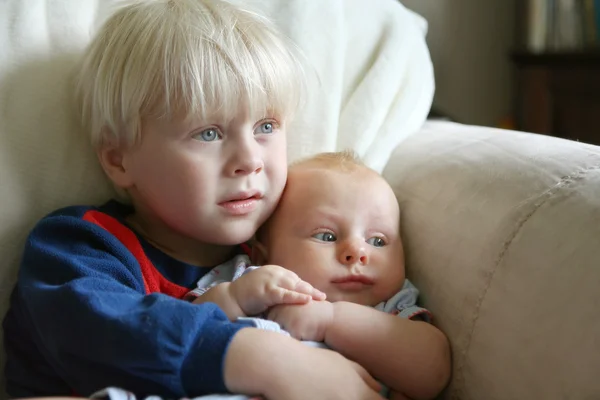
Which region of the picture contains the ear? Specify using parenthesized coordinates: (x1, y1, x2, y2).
(250, 240, 269, 265)
(96, 142, 134, 189)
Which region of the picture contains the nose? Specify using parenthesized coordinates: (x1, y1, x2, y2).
(227, 136, 264, 176)
(339, 240, 369, 266)
(233, 156, 263, 176)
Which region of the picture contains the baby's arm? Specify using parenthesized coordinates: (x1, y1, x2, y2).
(325, 302, 451, 400)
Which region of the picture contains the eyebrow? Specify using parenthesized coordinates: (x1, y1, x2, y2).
(310, 207, 342, 222)
(304, 208, 398, 234)
(292, 207, 339, 229)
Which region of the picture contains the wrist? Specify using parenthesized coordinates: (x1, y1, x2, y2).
(198, 283, 245, 320)
(325, 301, 353, 344)
(321, 300, 337, 339)
(225, 281, 247, 317)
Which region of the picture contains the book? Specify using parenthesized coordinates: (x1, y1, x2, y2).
(528, 0, 549, 52)
(526, 0, 598, 51)
(582, 0, 597, 46)
(554, 0, 583, 50)
(596, 0, 600, 41)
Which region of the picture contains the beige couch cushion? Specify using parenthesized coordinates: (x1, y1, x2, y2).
(384, 121, 600, 400)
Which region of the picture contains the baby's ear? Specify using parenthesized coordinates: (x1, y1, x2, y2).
(250, 240, 269, 265)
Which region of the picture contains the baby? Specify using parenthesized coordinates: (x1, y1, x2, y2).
(188, 151, 451, 400)
(259, 150, 425, 312)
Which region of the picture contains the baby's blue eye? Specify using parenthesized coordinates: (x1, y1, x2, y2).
(367, 237, 386, 247)
(313, 232, 337, 242)
(254, 122, 274, 134)
(194, 128, 220, 142)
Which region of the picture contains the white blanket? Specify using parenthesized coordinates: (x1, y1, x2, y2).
(0, 0, 433, 395)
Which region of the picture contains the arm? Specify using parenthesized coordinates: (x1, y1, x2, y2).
(325, 301, 451, 400)
(224, 328, 384, 400)
(12, 212, 339, 398)
(11, 214, 253, 397)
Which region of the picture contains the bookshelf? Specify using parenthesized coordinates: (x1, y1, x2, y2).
(512, 1, 600, 145)
(517, 0, 600, 52)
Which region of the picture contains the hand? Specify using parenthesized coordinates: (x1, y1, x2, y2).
(225, 328, 383, 400)
(267, 300, 335, 342)
(229, 264, 326, 316)
(268, 345, 384, 400)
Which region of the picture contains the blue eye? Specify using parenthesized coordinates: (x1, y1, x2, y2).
(254, 122, 275, 135)
(366, 237, 386, 247)
(312, 232, 337, 242)
(194, 128, 220, 142)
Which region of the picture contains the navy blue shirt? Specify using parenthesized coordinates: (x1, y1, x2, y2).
(3, 200, 252, 398)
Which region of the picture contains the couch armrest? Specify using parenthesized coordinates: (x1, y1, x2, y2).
(383, 121, 600, 400)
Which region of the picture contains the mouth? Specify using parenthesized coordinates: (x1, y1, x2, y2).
(331, 275, 374, 285)
(218, 191, 263, 215)
(220, 191, 263, 203)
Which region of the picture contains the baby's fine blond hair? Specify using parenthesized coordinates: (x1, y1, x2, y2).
(75, 0, 306, 149)
(291, 150, 370, 173)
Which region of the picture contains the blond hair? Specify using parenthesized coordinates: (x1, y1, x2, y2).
(291, 150, 367, 172)
(75, 0, 306, 148)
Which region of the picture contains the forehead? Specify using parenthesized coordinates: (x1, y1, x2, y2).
(283, 167, 400, 221)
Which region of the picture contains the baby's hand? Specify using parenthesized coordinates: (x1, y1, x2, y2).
(267, 300, 335, 342)
(229, 265, 326, 316)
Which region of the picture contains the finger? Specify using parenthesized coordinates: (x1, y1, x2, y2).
(293, 280, 326, 300)
(313, 289, 326, 300)
(272, 288, 312, 305)
(352, 361, 382, 392)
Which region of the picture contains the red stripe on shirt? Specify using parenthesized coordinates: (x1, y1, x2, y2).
(83, 210, 189, 299)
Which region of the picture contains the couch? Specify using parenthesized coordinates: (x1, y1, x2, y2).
(1, 0, 599, 399)
(385, 121, 600, 399)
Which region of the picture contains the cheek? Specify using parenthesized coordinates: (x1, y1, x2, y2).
(128, 154, 169, 196)
(133, 148, 213, 202)
(280, 246, 332, 287)
(130, 143, 174, 179)
(374, 249, 406, 294)
(269, 239, 327, 278)
(265, 134, 287, 165)
(266, 139, 287, 181)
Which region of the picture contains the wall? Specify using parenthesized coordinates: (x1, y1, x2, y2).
(401, 0, 516, 127)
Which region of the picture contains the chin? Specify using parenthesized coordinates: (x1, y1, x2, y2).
(325, 292, 347, 304)
(331, 292, 379, 307)
(211, 226, 258, 246)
